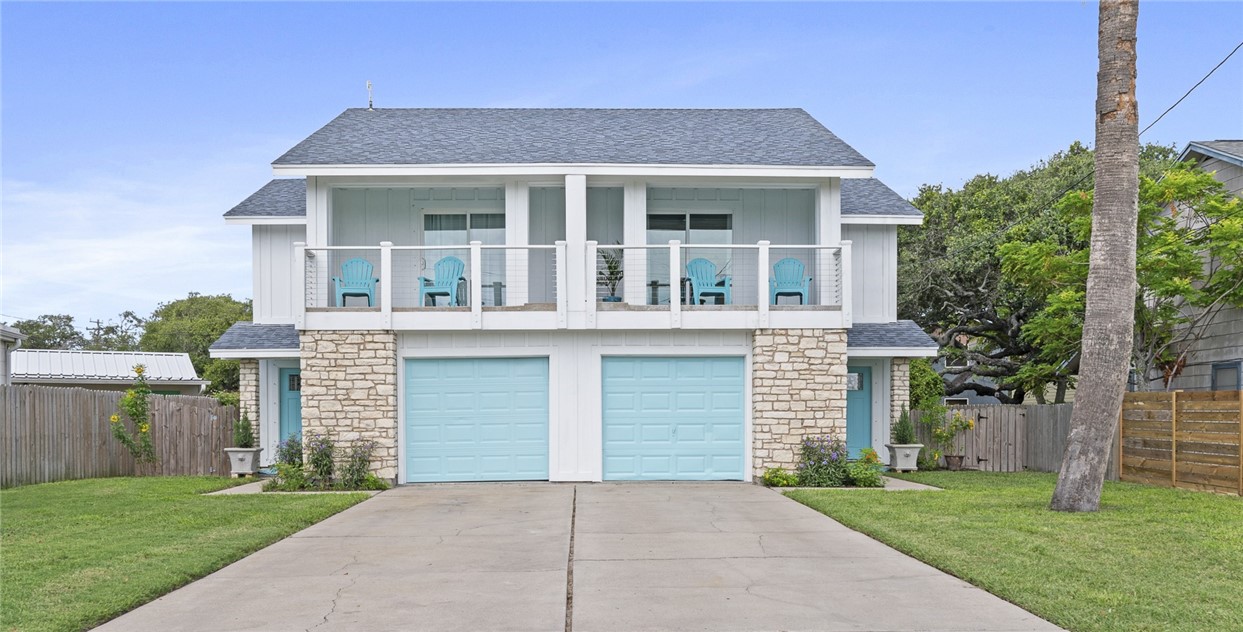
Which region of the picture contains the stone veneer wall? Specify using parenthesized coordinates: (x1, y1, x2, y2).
(238, 359, 260, 437)
(300, 331, 398, 481)
(751, 329, 848, 475)
(890, 358, 911, 436)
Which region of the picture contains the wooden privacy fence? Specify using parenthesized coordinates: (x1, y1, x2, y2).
(1120, 390, 1242, 495)
(0, 385, 238, 488)
(913, 403, 1119, 479)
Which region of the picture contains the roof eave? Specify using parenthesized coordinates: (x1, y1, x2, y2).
(209, 348, 300, 359)
(841, 215, 923, 225)
(223, 216, 308, 225)
(1180, 142, 1243, 169)
(271, 163, 876, 179)
(846, 346, 939, 357)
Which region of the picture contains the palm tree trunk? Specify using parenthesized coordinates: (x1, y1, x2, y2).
(1050, 0, 1140, 512)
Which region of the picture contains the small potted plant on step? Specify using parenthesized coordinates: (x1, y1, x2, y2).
(597, 246, 624, 303)
(224, 412, 263, 477)
(885, 407, 924, 472)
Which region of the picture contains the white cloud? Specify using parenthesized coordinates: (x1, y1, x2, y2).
(1, 144, 284, 323)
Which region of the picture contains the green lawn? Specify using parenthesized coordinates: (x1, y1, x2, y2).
(787, 471, 1243, 632)
(1, 477, 369, 632)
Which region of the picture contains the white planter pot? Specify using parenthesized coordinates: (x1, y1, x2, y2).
(885, 444, 923, 472)
(224, 447, 263, 477)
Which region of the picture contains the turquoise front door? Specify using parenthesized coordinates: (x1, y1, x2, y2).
(278, 368, 302, 442)
(601, 356, 745, 480)
(845, 365, 873, 458)
(404, 358, 549, 483)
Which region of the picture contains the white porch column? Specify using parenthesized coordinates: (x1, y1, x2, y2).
(622, 180, 648, 304)
(505, 181, 530, 306)
(565, 175, 588, 327)
(814, 178, 842, 305)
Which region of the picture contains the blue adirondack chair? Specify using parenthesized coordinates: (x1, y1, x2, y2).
(419, 256, 466, 306)
(770, 258, 812, 305)
(333, 258, 379, 307)
(686, 258, 732, 305)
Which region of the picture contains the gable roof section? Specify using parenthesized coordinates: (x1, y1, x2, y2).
(11, 349, 206, 384)
(1180, 140, 1243, 168)
(224, 179, 306, 219)
(847, 321, 938, 354)
(273, 108, 874, 168)
(841, 178, 922, 219)
(210, 323, 300, 355)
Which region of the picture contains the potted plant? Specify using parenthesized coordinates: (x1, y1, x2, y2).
(927, 410, 975, 470)
(224, 412, 263, 477)
(885, 407, 924, 472)
(597, 246, 624, 302)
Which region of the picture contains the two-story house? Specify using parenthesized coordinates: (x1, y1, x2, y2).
(209, 108, 937, 483)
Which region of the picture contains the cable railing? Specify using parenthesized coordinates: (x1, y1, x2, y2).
(297, 240, 847, 330)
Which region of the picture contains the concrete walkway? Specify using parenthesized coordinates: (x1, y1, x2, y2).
(97, 483, 1059, 632)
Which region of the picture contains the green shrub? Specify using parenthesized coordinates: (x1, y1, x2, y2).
(847, 461, 885, 487)
(893, 407, 918, 445)
(796, 436, 850, 487)
(761, 468, 799, 487)
(233, 412, 256, 449)
(340, 440, 377, 489)
(213, 391, 240, 408)
(263, 462, 309, 491)
(909, 358, 945, 412)
(353, 474, 390, 491)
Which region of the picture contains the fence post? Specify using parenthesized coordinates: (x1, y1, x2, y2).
(1170, 390, 1179, 487)
(668, 240, 681, 329)
(557, 240, 570, 329)
(757, 241, 770, 328)
(469, 241, 483, 329)
(379, 241, 393, 328)
(1113, 406, 1123, 482)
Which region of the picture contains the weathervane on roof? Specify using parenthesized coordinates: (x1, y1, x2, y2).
(367, 80, 374, 111)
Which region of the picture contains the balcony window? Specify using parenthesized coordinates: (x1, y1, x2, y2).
(423, 213, 507, 306)
(646, 213, 733, 304)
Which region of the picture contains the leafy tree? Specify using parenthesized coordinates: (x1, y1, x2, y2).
(83, 311, 145, 351)
(1050, 0, 1140, 513)
(899, 142, 1178, 403)
(139, 293, 252, 392)
(1002, 165, 1242, 393)
(8, 314, 86, 349)
(908, 358, 945, 412)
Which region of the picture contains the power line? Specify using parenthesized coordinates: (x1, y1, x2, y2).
(916, 38, 1243, 281)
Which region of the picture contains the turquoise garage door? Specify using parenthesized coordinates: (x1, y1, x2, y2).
(602, 356, 746, 480)
(404, 358, 549, 483)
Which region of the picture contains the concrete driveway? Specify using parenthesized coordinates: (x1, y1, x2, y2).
(97, 483, 1059, 632)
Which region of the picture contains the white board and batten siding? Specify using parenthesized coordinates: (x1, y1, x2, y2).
(843, 224, 897, 323)
(253, 224, 307, 324)
(397, 330, 753, 482)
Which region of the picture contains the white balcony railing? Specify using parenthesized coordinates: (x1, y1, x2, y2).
(587, 240, 851, 329)
(294, 240, 849, 330)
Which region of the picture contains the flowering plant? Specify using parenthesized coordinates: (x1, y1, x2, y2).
(925, 411, 975, 454)
(796, 435, 850, 487)
(110, 364, 157, 463)
(304, 432, 335, 487)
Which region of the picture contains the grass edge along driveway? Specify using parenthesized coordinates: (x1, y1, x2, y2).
(1, 476, 369, 632)
(786, 471, 1242, 632)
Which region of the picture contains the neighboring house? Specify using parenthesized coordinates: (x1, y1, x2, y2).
(209, 108, 937, 483)
(1164, 141, 1243, 392)
(0, 325, 26, 386)
(10, 349, 209, 395)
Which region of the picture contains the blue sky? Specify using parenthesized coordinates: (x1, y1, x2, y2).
(2, 2, 1241, 326)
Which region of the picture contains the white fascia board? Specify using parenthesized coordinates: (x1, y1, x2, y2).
(1181, 143, 1243, 168)
(14, 378, 211, 387)
(272, 163, 876, 179)
(209, 349, 300, 359)
(224, 217, 307, 226)
(840, 215, 924, 225)
(847, 346, 940, 358)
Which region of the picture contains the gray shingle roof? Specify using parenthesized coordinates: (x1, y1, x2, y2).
(273, 108, 874, 167)
(841, 179, 922, 217)
(211, 323, 299, 351)
(847, 321, 937, 349)
(1195, 140, 1243, 159)
(224, 179, 306, 218)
